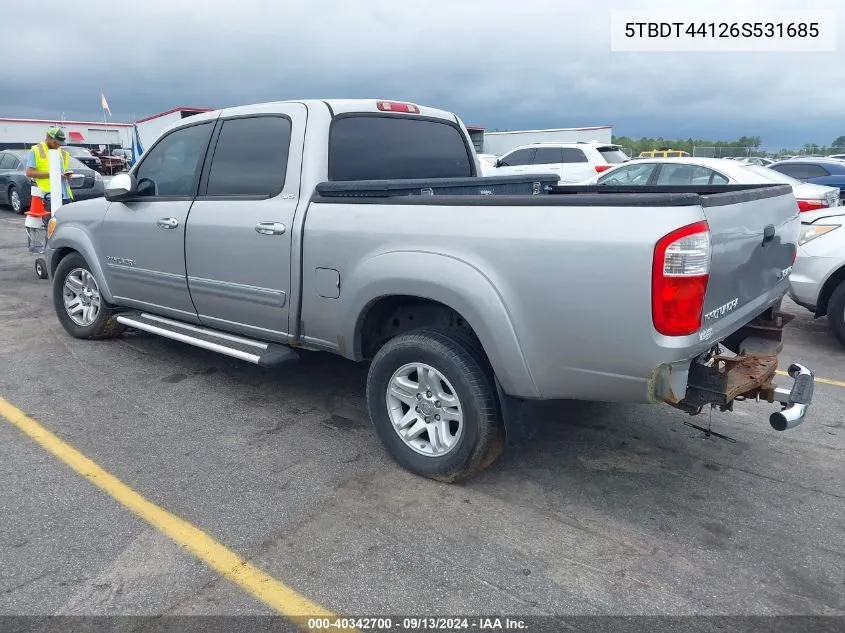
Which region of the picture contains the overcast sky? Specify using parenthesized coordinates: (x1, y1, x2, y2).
(3, 0, 843, 149)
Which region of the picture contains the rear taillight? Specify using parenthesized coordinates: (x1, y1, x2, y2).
(652, 221, 711, 336)
(797, 199, 828, 212)
(377, 101, 420, 113)
(595, 165, 612, 173)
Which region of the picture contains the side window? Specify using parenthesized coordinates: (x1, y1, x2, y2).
(656, 164, 716, 185)
(710, 170, 729, 184)
(560, 148, 588, 163)
(772, 164, 809, 180)
(597, 163, 657, 185)
(499, 148, 535, 167)
(134, 122, 214, 197)
(532, 147, 563, 164)
(205, 117, 291, 196)
(0, 154, 15, 169)
(805, 164, 831, 178)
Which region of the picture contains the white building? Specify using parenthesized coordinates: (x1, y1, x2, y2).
(482, 125, 613, 156)
(134, 107, 213, 151)
(0, 116, 133, 151)
(0, 107, 213, 154)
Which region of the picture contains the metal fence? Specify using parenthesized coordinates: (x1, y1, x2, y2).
(692, 146, 845, 159)
(691, 146, 767, 158)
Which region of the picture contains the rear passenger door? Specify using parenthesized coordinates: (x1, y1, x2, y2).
(530, 147, 564, 177)
(0, 154, 15, 203)
(655, 164, 729, 185)
(557, 147, 592, 183)
(184, 105, 305, 342)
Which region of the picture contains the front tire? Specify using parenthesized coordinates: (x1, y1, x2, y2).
(828, 281, 845, 348)
(53, 252, 127, 340)
(366, 327, 505, 482)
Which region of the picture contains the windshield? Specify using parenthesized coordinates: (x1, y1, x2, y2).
(738, 163, 801, 185)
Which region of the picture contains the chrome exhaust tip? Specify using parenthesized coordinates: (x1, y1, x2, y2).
(770, 403, 808, 431)
(770, 363, 814, 431)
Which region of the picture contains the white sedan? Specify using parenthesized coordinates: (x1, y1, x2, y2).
(583, 157, 841, 213)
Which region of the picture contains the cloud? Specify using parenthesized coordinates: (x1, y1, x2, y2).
(2, 0, 843, 147)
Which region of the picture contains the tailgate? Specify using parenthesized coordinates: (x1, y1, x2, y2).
(699, 185, 797, 336)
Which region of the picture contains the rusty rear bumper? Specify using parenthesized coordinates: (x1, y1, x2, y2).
(668, 308, 815, 430)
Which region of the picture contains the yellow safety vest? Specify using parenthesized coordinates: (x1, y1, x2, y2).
(30, 142, 74, 200)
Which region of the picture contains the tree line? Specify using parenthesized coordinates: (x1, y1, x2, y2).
(487, 129, 845, 157)
(612, 135, 845, 158)
(610, 135, 762, 156)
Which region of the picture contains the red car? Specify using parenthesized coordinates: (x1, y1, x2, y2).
(90, 147, 128, 175)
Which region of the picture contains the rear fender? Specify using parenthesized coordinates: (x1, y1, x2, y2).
(343, 251, 540, 399)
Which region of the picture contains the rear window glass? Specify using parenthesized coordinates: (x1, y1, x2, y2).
(560, 148, 588, 163)
(329, 116, 473, 181)
(598, 147, 629, 164)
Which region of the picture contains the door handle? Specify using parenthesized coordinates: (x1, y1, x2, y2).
(255, 221, 286, 235)
(157, 217, 179, 229)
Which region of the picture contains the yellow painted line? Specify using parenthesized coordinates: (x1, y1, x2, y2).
(776, 370, 845, 389)
(0, 395, 348, 631)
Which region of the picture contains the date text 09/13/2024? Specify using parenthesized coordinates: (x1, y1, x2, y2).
(305, 617, 528, 631)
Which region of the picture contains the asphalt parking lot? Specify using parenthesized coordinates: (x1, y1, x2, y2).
(1, 205, 844, 621)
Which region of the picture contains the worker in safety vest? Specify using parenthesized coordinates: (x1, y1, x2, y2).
(24, 127, 75, 209)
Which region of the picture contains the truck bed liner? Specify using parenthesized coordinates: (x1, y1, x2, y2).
(312, 182, 793, 207)
(314, 174, 561, 198)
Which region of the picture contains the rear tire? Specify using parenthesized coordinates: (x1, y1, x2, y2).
(9, 184, 25, 214)
(828, 281, 845, 348)
(34, 258, 48, 280)
(53, 252, 127, 340)
(366, 326, 505, 482)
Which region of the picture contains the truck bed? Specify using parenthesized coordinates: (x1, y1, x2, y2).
(306, 181, 798, 401)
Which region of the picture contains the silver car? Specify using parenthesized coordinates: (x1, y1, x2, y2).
(789, 207, 845, 347)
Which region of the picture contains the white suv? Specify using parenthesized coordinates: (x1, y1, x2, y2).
(486, 142, 630, 183)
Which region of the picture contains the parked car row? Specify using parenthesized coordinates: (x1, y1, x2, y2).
(62, 145, 130, 176)
(0, 149, 105, 213)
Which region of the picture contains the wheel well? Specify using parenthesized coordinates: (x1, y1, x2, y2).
(815, 266, 845, 317)
(358, 296, 480, 360)
(50, 247, 78, 276)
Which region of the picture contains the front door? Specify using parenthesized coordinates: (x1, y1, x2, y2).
(492, 148, 536, 176)
(98, 119, 216, 321)
(184, 105, 305, 342)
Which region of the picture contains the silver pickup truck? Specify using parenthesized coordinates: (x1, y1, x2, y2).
(45, 99, 815, 482)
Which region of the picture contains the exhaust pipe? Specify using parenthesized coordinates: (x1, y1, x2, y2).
(769, 363, 814, 431)
(770, 400, 808, 431)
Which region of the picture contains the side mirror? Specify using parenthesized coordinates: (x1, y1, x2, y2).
(495, 159, 503, 168)
(104, 172, 135, 201)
